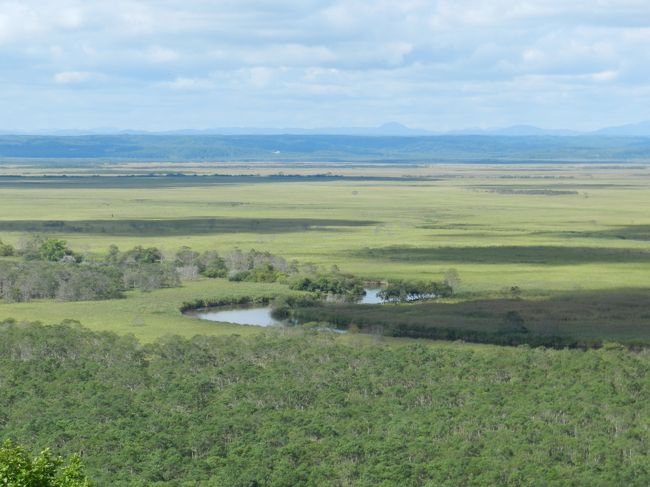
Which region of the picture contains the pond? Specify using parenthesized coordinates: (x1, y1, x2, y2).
(188, 288, 384, 327)
(189, 306, 282, 327)
(358, 288, 383, 304)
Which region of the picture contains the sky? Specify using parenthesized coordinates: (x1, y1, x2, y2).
(1, 0, 649, 132)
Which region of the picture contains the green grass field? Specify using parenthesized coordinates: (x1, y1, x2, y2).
(1, 163, 649, 342)
(0, 279, 295, 342)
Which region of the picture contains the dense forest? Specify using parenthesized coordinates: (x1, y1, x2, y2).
(1, 322, 648, 486)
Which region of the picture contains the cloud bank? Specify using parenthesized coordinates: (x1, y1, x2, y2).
(1, 0, 649, 131)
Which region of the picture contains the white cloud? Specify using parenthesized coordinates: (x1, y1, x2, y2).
(1, 0, 650, 130)
(592, 70, 618, 82)
(147, 46, 179, 63)
(160, 77, 215, 90)
(53, 71, 96, 84)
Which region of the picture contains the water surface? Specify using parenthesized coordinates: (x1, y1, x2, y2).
(358, 288, 384, 304)
(192, 306, 282, 327)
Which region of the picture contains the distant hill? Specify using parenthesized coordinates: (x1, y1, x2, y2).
(0, 122, 433, 137)
(448, 125, 579, 136)
(591, 121, 650, 136)
(4, 121, 650, 137)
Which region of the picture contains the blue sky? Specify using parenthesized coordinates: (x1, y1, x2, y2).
(1, 0, 649, 131)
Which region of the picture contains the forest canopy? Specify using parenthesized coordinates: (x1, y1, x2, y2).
(1, 321, 648, 486)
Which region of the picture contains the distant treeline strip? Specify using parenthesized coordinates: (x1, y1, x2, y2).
(0, 217, 377, 236)
(2, 134, 650, 163)
(0, 174, 430, 189)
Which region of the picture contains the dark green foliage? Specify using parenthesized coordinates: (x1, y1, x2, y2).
(481, 188, 579, 195)
(288, 273, 364, 298)
(224, 249, 291, 283)
(0, 240, 13, 257)
(104, 245, 180, 291)
(377, 279, 453, 302)
(179, 295, 274, 312)
(39, 239, 73, 262)
(12, 236, 81, 263)
(500, 311, 528, 334)
(292, 289, 650, 347)
(118, 246, 162, 265)
(199, 251, 228, 278)
(1, 322, 649, 485)
(0, 217, 376, 237)
(357, 245, 650, 265)
(270, 295, 320, 320)
(0, 439, 91, 486)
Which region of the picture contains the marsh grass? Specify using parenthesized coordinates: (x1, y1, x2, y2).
(354, 245, 650, 265)
(293, 288, 650, 344)
(0, 163, 649, 340)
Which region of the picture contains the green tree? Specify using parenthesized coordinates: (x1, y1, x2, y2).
(39, 239, 70, 262)
(0, 239, 14, 257)
(0, 440, 91, 486)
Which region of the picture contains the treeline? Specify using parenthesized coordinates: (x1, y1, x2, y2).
(288, 273, 364, 299)
(0, 241, 180, 302)
(1, 237, 450, 305)
(378, 279, 453, 302)
(1, 322, 648, 485)
(173, 247, 365, 298)
(0, 261, 125, 302)
(0, 238, 367, 302)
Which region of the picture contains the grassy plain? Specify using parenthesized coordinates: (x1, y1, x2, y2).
(0, 280, 295, 342)
(0, 163, 649, 341)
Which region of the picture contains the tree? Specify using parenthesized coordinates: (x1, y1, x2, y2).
(444, 268, 461, 292)
(39, 239, 71, 262)
(0, 239, 14, 257)
(0, 439, 91, 486)
(17, 234, 46, 260)
(200, 251, 227, 278)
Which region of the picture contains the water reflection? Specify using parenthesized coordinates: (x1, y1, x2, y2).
(358, 288, 384, 304)
(192, 307, 281, 327)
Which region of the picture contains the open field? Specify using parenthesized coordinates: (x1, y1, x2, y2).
(0, 280, 296, 342)
(1, 163, 650, 342)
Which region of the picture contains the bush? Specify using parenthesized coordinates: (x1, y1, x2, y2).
(39, 238, 72, 262)
(0, 240, 14, 257)
(288, 273, 364, 297)
(378, 279, 452, 302)
(200, 251, 228, 278)
(0, 439, 91, 486)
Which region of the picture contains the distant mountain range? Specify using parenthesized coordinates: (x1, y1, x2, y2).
(3, 121, 650, 137)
